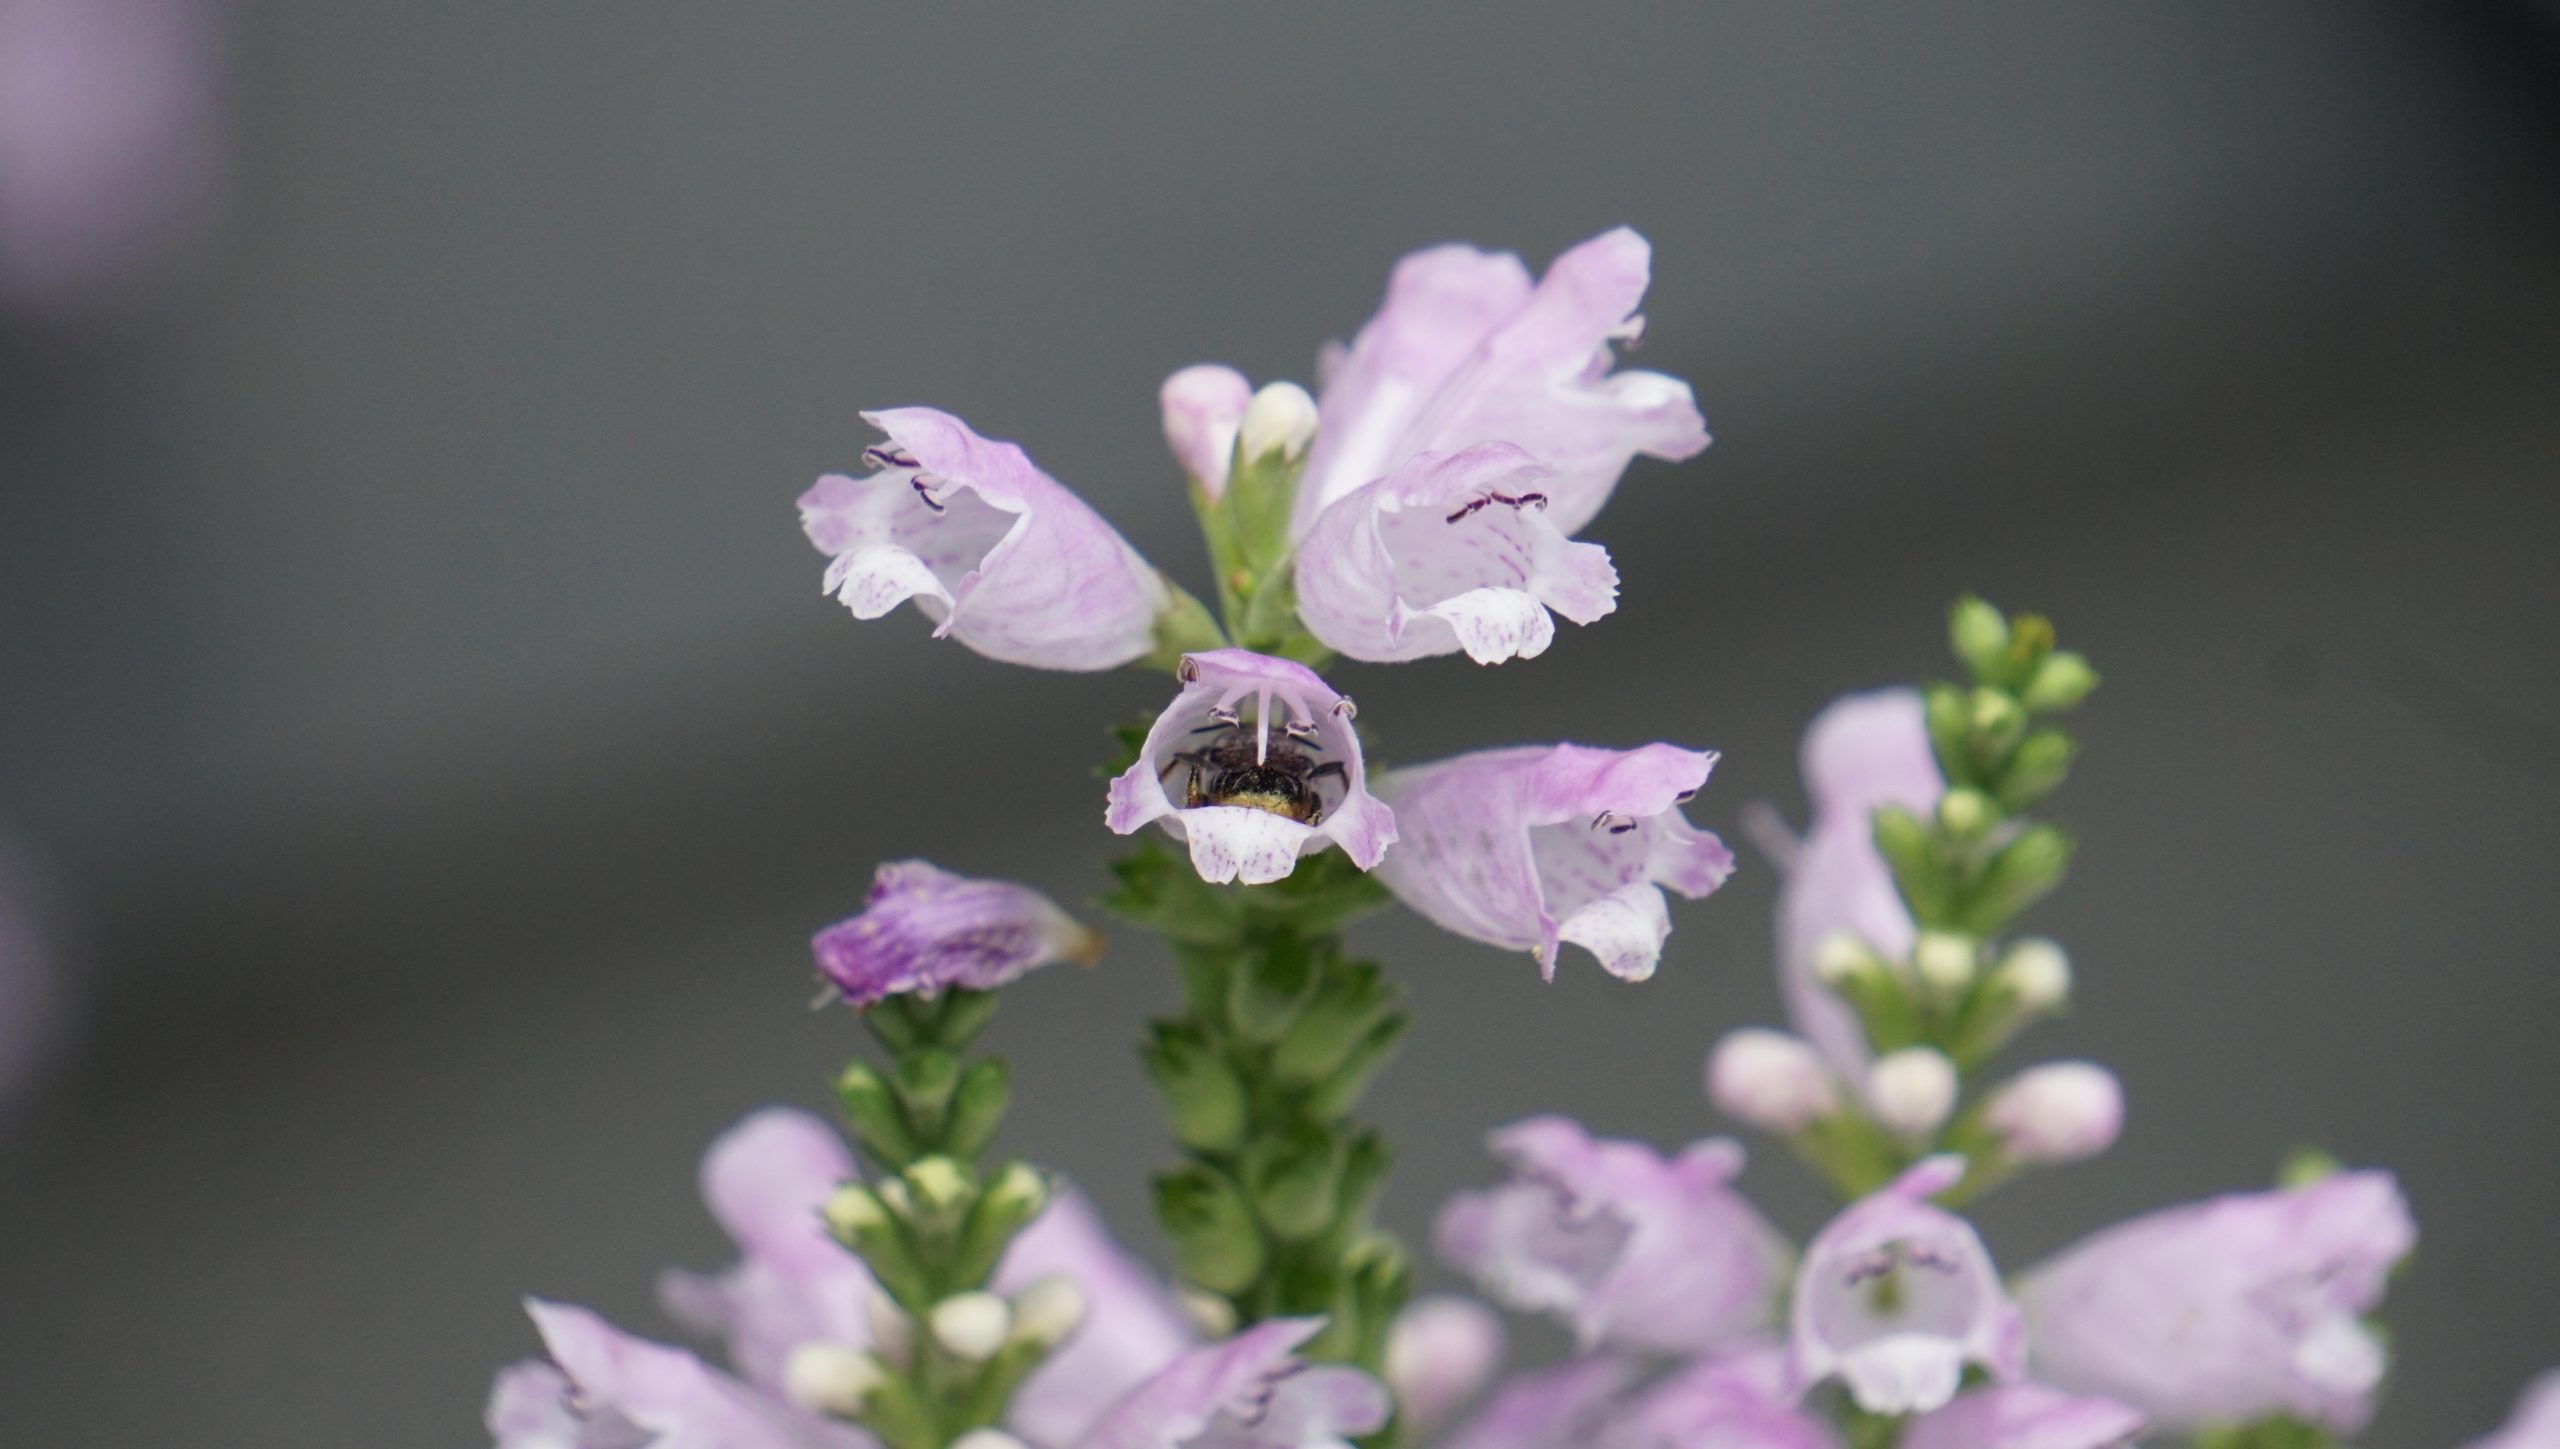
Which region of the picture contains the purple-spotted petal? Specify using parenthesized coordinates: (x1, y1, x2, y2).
(1599, 1344, 1840, 1449)
(1372, 744, 1732, 981)
(1076, 1319, 1390, 1449)
(1442, 1358, 1639, 1449)
(999, 1187, 1195, 1447)
(809, 861, 1101, 1010)
(1900, 1384, 2144, 1449)
(1293, 228, 1707, 539)
(1295, 443, 1616, 665)
(2017, 1170, 2416, 1432)
(799, 407, 1168, 671)
(1790, 1156, 2022, 1416)
(1161, 365, 1254, 499)
(1437, 1117, 1789, 1355)
(1104, 650, 1395, 885)
(502, 1300, 872, 1449)
(1775, 689, 1945, 1077)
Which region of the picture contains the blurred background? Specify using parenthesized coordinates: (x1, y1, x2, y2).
(4, 4, 2557, 1444)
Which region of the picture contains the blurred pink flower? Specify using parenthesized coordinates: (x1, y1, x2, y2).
(1076, 1319, 1389, 1449)
(1898, 1383, 2143, 1449)
(489, 1300, 871, 1449)
(1598, 1343, 1838, 1449)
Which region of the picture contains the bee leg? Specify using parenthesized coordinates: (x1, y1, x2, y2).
(1306, 760, 1350, 795)
(1185, 761, 1207, 810)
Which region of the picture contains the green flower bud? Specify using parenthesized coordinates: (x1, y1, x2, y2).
(1272, 962, 1396, 1084)
(932, 988, 1002, 1050)
(1935, 787, 1999, 841)
(1964, 825, 2073, 933)
(824, 1185, 930, 1307)
(1227, 935, 1321, 1045)
(1870, 805, 1952, 923)
(894, 1047, 962, 1138)
(835, 1061, 922, 1168)
(2278, 1145, 2344, 1189)
(1923, 682, 1977, 788)
(1333, 1132, 1394, 1229)
(1154, 1168, 1267, 1295)
(2019, 650, 2099, 713)
(1997, 728, 2076, 811)
(901, 1155, 976, 1233)
(1306, 1013, 1411, 1117)
(943, 1058, 1011, 1160)
(1968, 686, 2027, 760)
(1140, 1023, 1250, 1154)
(1911, 930, 1978, 997)
(949, 1162, 1048, 1287)
(1344, 1235, 1413, 1371)
(1948, 595, 2011, 685)
(1245, 1122, 1344, 1242)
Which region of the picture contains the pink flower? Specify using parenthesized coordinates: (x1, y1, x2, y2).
(1382, 1295, 1506, 1437)
(2466, 1371, 2560, 1449)
(1441, 1358, 1639, 1449)
(489, 1300, 871, 1449)
(1899, 1384, 2144, 1449)
(799, 408, 1169, 671)
(1436, 1117, 1788, 1356)
(1076, 1319, 1389, 1449)
(1290, 228, 1707, 540)
(1158, 365, 1254, 499)
(1789, 1156, 2023, 1416)
(1104, 649, 1396, 885)
(998, 1190, 1198, 1447)
(1293, 444, 1618, 665)
(1372, 744, 1732, 981)
(1773, 689, 1943, 1076)
(1598, 1343, 1839, 1449)
(809, 861, 1102, 1010)
(2016, 1170, 2417, 1432)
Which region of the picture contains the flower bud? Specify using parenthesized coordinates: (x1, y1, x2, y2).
(866, 1291, 912, 1365)
(1812, 930, 1880, 988)
(1238, 380, 1318, 462)
(1991, 938, 2071, 1013)
(1383, 1296, 1505, 1437)
(833, 1062, 921, 1166)
(1007, 1275, 1088, 1349)
(951, 1432, 1032, 1449)
(928, 1291, 1013, 1362)
(1912, 931, 1978, 996)
(1179, 1287, 1238, 1337)
(1998, 728, 2076, 810)
(902, 1155, 975, 1228)
(1948, 595, 2011, 684)
(944, 1058, 1010, 1161)
(1141, 1022, 1250, 1152)
(1935, 787, 1997, 840)
(1155, 1167, 1268, 1294)
(782, 1341, 882, 1416)
(948, 1161, 1048, 1286)
(2019, 650, 2099, 713)
(1246, 1122, 1345, 1241)
(1967, 824, 2071, 931)
(824, 1183, 891, 1239)
(1982, 1062, 2122, 1164)
(1867, 1047, 1959, 1142)
(1968, 687, 2026, 756)
(1160, 364, 1253, 499)
(1707, 1028, 1839, 1132)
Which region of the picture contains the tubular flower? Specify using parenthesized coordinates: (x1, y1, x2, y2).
(810, 861, 1103, 1011)
(1294, 443, 1618, 665)
(1104, 649, 1396, 885)
(1076, 1318, 1390, 1449)
(998, 1189, 1198, 1447)
(2015, 1170, 2417, 1433)
(1436, 1116, 1789, 1356)
(1788, 1156, 2024, 1417)
(1290, 227, 1708, 540)
(1598, 1343, 1840, 1449)
(489, 1301, 871, 1449)
(1441, 1358, 1639, 1449)
(799, 407, 1168, 671)
(1774, 689, 1944, 1077)
(1372, 743, 1732, 981)
(1159, 365, 1253, 499)
(1898, 1384, 2144, 1449)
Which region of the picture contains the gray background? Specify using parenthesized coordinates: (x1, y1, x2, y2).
(4, 4, 2558, 1444)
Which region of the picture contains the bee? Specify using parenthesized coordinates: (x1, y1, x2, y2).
(1160, 711, 1350, 825)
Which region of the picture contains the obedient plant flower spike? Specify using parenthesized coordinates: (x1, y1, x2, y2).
(801, 406, 1223, 671)
(1372, 743, 1733, 981)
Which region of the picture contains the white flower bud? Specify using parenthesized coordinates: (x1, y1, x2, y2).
(865, 1291, 912, 1365)
(1982, 1061, 2122, 1164)
(1812, 930, 1878, 987)
(1866, 1046, 1959, 1142)
(1238, 380, 1318, 462)
(950, 1432, 1032, 1449)
(1993, 938, 2072, 1013)
(781, 1341, 881, 1417)
(928, 1291, 1012, 1362)
(1707, 1028, 1839, 1132)
(1178, 1287, 1237, 1338)
(1008, 1274, 1088, 1348)
(1912, 931, 1978, 995)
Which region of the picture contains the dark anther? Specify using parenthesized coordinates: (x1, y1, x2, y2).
(1609, 820, 1640, 834)
(1675, 788, 1697, 803)
(910, 476, 947, 513)
(1444, 495, 1493, 523)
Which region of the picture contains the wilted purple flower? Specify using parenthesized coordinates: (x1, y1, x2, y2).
(1383, 1295, 1506, 1437)
(1774, 689, 1944, 1076)
(1077, 1318, 1390, 1449)
(1598, 1343, 1839, 1449)
(1980, 1062, 2123, 1166)
(1160, 365, 1253, 499)
(1441, 1358, 1638, 1449)
(2466, 1370, 2560, 1449)
(1104, 649, 1396, 885)
(2016, 1169, 2416, 1432)
(799, 408, 1169, 671)
(1437, 1116, 1788, 1355)
(1372, 744, 1732, 981)
(809, 861, 1102, 1010)
(490, 1300, 870, 1449)
(998, 1187, 1197, 1447)
(1294, 443, 1618, 665)
(1290, 228, 1707, 540)
(1898, 1384, 2143, 1449)
(0, 0, 225, 313)
(1789, 1156, 2023, 1416)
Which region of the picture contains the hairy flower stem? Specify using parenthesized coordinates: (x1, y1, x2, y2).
(824, 992, 1056, 1449)
(1105, 840, 1411, 1395)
